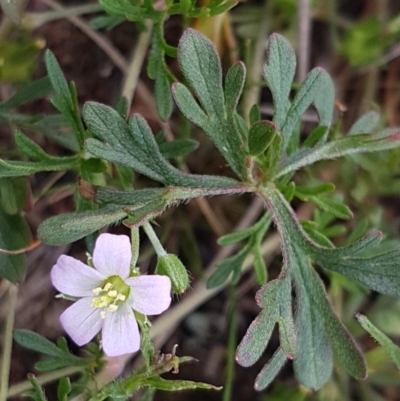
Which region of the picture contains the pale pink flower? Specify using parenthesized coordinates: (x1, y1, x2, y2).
(51, 233, 171, 356)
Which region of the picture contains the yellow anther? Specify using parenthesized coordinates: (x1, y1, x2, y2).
(108, 290, 118, 297)
(100, 310, 107, 319)
(92, 287, 102, 295)
(117, 294, 126, 301)
(107, 305, 118, 312)
(104, 283, 112, 291)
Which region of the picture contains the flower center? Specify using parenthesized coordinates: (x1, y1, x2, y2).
(90, 275, 130, 319)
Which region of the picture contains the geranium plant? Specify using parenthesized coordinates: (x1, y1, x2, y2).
(1, 1, 400, 400)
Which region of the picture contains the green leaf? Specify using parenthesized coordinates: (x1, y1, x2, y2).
(100, 0, 145, 21)
(0, 177, 30, 214)
(178, 29, 224, 116)
(57, 377, 72, 401)
(14, 131, 53, 161)
(356, 313, 400, 369)
(309, 196, 353, 220)
(0, 77, 52, 110)
(236, 279, 281, 367)
(24, 375, 48, 401)
(312, 236, 400, 298)
(263, 34, 296, 130)
(303, 125, 329, 147)
(207, 244, 250, 288)
(84, 102, 239, 189)
(292, 266, 333, 389)
(0, 154, 80, 178)
(45, 50, 85, 148)
(174, 29, 247, 179)
(278, 278, 297, 359)
(294, 183, 335, 196)
(280, 68, 331, 150)
(224, 61, 246, 112)
(349, 110, 380, 135)
(38, 205, 127, 246)
(312, 72, 334, 143)
(248, 121, 277, 156)
(13, 330, 65, 357)
(252, 244, 267, 285)
(218, 213, 269, 246)
(0, 207, 31, 282)
(249, 104, 261, 126)
(159, 139, 199, 159)
(242, 185, 368, 390)
(144, 377, 222, 391)
(275, 132, 400, 179)
(171, 83, 208, 128)
(154, 64, 173, 120)
(254, 348, 287, 391)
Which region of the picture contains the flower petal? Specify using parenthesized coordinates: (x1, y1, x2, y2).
(93, 233, 132, 278)
(51, 255, 105, 297)
(60, 297, 103, 346)
(126, 275, 171, 315)
(101, 303, 140, 356)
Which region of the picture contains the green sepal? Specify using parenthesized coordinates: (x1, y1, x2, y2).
(155, 254, 190, 294)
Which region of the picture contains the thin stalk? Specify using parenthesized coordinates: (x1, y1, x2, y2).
(130, 228, 140, 267)
(23, 3, 103, 29)
(222, 285, 237, 401)
(0, 283, 18, 401)
(242, 0, 273, 123)
(142, 222, 167, 257)
(297, 0, 311, 82)
(7, 366, 85, 397)
(120, 20, 154, 109)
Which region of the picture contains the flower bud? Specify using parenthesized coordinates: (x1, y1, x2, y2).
(155, 254, 190, 295)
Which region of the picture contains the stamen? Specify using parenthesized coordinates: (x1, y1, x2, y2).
(92, 287, 102, 295)
(104, 283, 112, 291)
(107, 305, 118, 312)
(100, 310, 107, 319)
(117, 294, 126, 301)
(108, 290, 118, 297)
